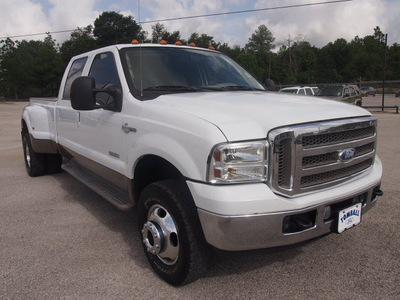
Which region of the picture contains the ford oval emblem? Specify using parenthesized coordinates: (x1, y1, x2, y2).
(338, 148, 356, 162)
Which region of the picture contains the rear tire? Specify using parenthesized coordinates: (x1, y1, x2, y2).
(22, 132, 46, 177)
(45, 153, 62, 174)
(137, 180, 210, 285)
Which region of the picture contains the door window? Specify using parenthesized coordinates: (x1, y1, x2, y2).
(89, 52, 122, 108)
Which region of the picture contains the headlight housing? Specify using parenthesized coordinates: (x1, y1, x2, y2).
(207, 141, 268, 184)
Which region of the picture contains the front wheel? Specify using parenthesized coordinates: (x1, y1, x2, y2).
(137, 180, 210, 285)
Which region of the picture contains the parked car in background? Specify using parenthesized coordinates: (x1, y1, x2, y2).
(395, 89, 400, 97)
(279, 86, 314, 95)
(311, 86, 319, 95)
(360, 86, 377, 97)
(315, 85, 362, 106)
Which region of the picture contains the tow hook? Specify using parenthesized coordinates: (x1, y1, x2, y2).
(373, 187, 384, 197)
(293, 216, 314, 231)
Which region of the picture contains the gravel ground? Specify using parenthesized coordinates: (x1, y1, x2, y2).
(0, 97, 399, 299)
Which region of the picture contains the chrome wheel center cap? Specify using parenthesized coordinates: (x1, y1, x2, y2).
(142, 221, 163, 255)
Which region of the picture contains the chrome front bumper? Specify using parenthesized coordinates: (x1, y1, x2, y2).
(197, 184, 381, 251)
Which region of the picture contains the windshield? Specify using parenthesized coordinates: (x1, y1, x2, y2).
(120, 47, 264, 98)
(317, 86, 342, 97)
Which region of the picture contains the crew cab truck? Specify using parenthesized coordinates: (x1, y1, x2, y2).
(21, 43, 383, 285)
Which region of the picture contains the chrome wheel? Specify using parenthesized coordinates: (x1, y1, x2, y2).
(142, 204, 179, 265)
(138, 180, 210, 285)
(24, 142, 31, 168)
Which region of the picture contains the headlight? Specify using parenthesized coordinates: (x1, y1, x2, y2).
(207, 141, 268, 184)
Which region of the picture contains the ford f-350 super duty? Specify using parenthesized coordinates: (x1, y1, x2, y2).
(21, 43, 383, 285)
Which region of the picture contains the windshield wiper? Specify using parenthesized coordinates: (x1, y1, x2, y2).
(143, 85, 200, 92)
(198, 85, 262, 91)
(219, 85, 259, 91)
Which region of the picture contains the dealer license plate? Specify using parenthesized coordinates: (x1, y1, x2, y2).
(338, 203, 362, 233)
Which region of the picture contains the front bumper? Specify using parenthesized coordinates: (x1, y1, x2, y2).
(197, 184, 380, 251)
(188, 159, 382, 251)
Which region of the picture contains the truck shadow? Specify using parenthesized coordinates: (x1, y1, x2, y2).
(53, 172, 149, 270)
(53, 171, 319, 280)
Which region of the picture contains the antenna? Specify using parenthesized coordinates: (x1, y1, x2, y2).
(138, 0, 143, 97)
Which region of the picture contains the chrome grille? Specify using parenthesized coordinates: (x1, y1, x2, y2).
(302, 126, 375, 148)
(300, 159, 373, 187)
(269, 117, 377, 197)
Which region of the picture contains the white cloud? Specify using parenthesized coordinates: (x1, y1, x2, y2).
(0, 0, 49, 38)
(48, 0, 98, 29)
(247, 0, 400, 48)
(141, 0, 233, 43)
(1, 0, 399, 47)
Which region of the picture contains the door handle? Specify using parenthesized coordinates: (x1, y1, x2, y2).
(122, 123, 137, 134)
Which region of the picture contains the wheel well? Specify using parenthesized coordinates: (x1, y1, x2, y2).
(21, 119, 28, 133)
(133, 155, 184, 200)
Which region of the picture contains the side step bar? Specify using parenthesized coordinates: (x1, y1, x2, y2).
(62, 160, 133, 211)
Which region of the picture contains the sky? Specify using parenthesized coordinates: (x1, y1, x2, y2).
(0, 0, 399, 49)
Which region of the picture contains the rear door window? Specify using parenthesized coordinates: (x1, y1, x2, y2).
(63, 57, 87, 100)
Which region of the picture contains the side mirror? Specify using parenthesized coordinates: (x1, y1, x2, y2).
(70, 76, 96, 110)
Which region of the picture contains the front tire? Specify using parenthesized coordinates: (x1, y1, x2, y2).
(137, 180, 210, 285)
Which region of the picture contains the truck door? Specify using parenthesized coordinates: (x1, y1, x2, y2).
(74, 51, 126, 176)
(56, 57, 88, 150)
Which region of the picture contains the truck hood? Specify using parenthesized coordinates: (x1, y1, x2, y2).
(153, 91, 371, 141)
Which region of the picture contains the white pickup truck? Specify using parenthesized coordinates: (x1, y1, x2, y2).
(21, 43, 383, 285)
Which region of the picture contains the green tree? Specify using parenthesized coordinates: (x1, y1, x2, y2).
(216, 43, 244, 60)
(235, 53, 264, 81)
(0, 39, 36, 98)
(297, 45, 317, 83)
(348, 33, 385, 81)
(151, 23, 182, 44)
(315, 38, 349, 83)
(0, 35, 63, 98)
(245, 25, 275, 82)
(34, 35, 64, 96)
(188, 33, 215, 48)
(60, 26, 97, 64)
(373, 26, 385, 44)
(387, 43, 400, 80)
(93, 11, 146, 47)
(245, 25, 275, 54)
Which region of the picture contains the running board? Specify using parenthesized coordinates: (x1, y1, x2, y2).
(62, 160, 133, 211)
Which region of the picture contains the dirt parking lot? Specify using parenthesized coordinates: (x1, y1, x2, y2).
(1, 96, 399, 299)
